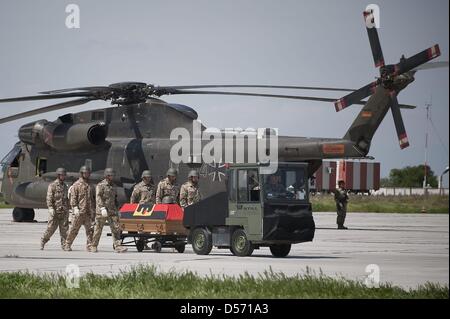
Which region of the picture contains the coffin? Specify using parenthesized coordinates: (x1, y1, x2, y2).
(119, 203, 187, 235)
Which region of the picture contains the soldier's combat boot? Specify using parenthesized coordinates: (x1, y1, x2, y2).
(63, 243, 72, 251)
(338, 225, 348, 230)
(89, 246, 98, 253)
(40, 239, 46, 250)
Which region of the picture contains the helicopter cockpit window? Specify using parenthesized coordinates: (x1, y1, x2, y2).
(237, 169, 260, 202)
(0, 145, 21, 168)
(263, 167, 307, 201)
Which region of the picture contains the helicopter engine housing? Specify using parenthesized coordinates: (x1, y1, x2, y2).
(18, 120, 107, 151)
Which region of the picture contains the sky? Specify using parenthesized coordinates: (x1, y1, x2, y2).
(0, 0, 448, 186)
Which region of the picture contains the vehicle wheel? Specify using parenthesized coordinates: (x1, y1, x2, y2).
(12, 208, 35, 222)
(269, 244, 291, 258)
(229, 247, 236, 256)
(152, 241, 162, 253)
(231, 229, 254, 257)
(136, 238, 145, 252)
(191, 227, 212, 255)
(175, 243, 186, 253)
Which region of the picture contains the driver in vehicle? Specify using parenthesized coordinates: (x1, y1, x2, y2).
(265, 174, 285, 194)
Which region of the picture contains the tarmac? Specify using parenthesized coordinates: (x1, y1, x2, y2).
(0, 208, 448, 289)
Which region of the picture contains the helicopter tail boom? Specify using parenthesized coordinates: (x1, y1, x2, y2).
(342, 86, 393, 155)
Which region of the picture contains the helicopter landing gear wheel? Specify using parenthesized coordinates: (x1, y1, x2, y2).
(12, 208, 35, 222)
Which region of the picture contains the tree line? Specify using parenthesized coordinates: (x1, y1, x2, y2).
(381, 165, 438, 188)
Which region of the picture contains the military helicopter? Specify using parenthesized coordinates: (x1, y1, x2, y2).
(0, 10, 447, 222)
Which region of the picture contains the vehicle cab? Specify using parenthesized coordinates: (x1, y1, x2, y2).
(183, 162, 315, 257)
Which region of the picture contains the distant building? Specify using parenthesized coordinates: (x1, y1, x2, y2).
(310, 160, 380, 194)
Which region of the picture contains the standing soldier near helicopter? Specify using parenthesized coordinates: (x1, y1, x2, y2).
(179, 170, 201, 208)
(334, 180, 349, 230)
(63, 166, 95, 251)
(91, 168, 127, 253)
(40, 168, 70, 250)
(130, 170, 156, 205)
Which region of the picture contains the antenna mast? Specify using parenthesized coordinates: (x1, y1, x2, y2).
(423, 98, 432, 190)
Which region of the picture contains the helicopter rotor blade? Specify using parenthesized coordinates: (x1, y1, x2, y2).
(0, 97, 95, 124)
(163, 89, 353, 103)
(159, 88, 416, 109)
(334, 81, 379, 111)
(392, 45, 441, 75)
(334, 10, 385, 112)
(363, 10, 385, 68)
(389, 94, 410, 149)
(157, 84, 356, 92)
(0, 92, 96, 103)
(39, 86, 111, 94)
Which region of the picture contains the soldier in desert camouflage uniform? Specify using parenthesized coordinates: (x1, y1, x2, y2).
(40, 168, 70, 250)
(63, 166, 95, 251)
(130, 170, 156, 205)
(156, 168, 179, 204)
(179, 170, 201, 208)
(91, 168, 127, 253)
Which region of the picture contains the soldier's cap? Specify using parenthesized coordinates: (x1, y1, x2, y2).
(56, 167, 67, 175)
(166, 168, 178, 177)
(104, 168, 116, 177)
(141, 170, 152, 178)
(79, 166, 91, 173)
(188, 170, 199, 178)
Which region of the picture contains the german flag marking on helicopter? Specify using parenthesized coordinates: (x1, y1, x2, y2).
(361, 111, 373, 118)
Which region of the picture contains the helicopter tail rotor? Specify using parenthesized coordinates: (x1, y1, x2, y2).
(334, 9, 446, 149)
